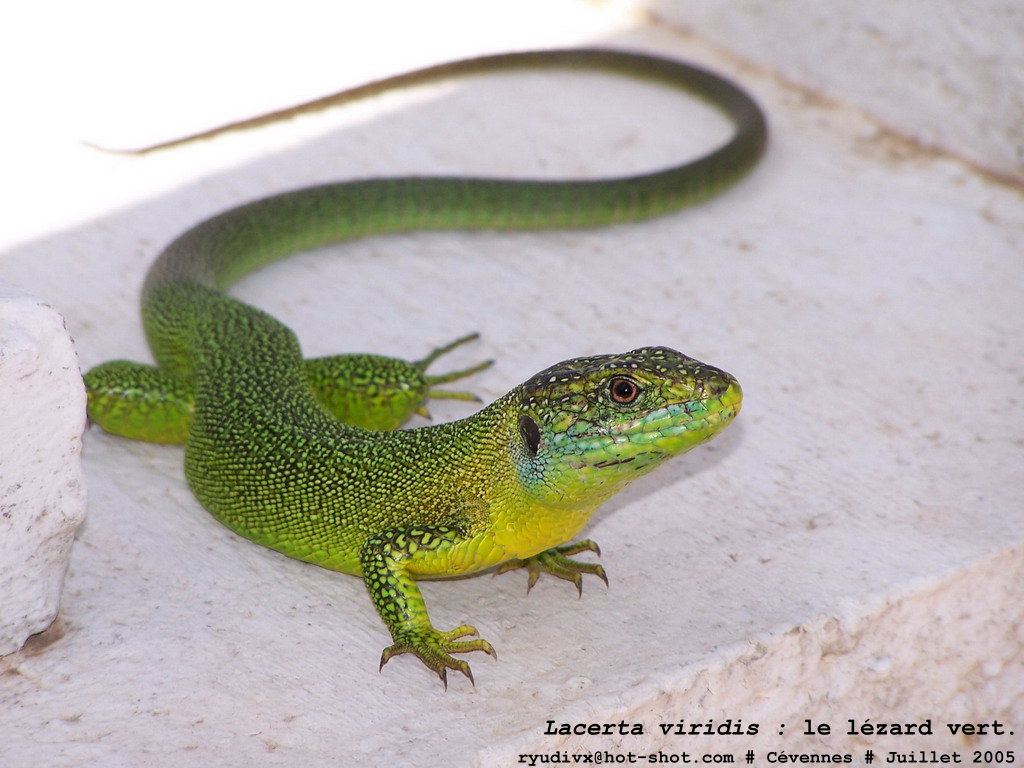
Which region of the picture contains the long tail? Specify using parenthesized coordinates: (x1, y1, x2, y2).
(141, 48, 766, 299)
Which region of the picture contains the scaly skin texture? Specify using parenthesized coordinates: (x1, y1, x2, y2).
(83, 49, 764, 687)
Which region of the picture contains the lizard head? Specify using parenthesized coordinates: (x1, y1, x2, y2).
(507, 346, 742, 509)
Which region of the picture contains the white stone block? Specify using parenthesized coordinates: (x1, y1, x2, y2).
(0, 283, 87, 655)
(647, 0, 1024, 182)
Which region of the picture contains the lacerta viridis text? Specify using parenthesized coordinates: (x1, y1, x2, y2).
(84, 49, 765, 686)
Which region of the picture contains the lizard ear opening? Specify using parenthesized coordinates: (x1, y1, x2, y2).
(518, 414, 541, 456)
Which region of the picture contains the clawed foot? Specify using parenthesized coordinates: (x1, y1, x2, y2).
(416, 333, 494, 415)
(379, 624, 497, 689)
(497, 539, 608, 596)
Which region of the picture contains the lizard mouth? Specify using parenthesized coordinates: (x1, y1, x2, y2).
(628, 387, 740, 433)
(571, 380, 743, 471)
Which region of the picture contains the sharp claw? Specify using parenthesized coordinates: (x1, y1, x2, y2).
(417, 333, 493, 396)
(379, 626, 494, 687)
(415, 332, 481, 369)
(499, 540, 607, 596)
(426, 382, 490, 401)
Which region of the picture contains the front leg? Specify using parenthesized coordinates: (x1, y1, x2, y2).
(360, 526, 496, 688)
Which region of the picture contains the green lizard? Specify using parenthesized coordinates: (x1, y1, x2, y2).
(84, 49, 765, 686)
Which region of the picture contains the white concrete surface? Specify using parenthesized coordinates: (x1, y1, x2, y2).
(647, 0, 1024, 183)
(0, 286, 87, 655)
(2, 1, 1022, 766)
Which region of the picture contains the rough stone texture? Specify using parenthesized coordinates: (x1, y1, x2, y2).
(647, 0, 1024, 183)
(480, 543, 1024, 762)
(1, 2, 1022, 765)
(0, 285, 87, 655)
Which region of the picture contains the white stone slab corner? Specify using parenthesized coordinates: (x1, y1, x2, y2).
(0, 283, 87, 655)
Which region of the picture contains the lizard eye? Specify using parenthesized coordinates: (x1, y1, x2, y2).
(608, 377, 641, 405)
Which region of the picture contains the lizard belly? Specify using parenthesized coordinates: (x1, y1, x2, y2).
(408, 500, 597, 579)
